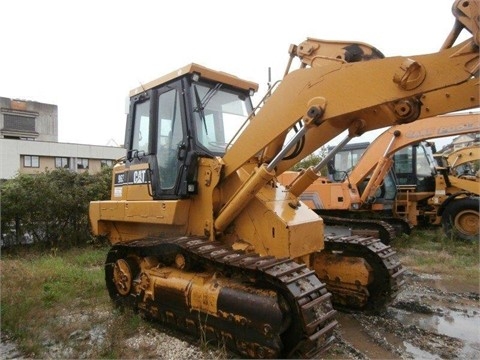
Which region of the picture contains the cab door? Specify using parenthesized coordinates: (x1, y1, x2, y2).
(154, 85, 187, 198)
(127, 80, 189, 200)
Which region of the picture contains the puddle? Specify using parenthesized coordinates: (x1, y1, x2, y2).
(335, 312, 403, 359)
(391, 306, 480, 358)
(403, 341, 439, 359)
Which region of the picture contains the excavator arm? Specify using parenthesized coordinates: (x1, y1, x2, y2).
(216, 0, 478, 233)
(223, 46, 477, 179)
(222, 0, 478, 182)
(349, 112, 480, 197)
(443, 144, 480, 171)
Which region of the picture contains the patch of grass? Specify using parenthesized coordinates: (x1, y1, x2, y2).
(69, 246, 108, 267)
(392, 227, 479, 285)
(0, 245, 109, 356)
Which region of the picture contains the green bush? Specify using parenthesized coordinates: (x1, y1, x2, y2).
(1, 167, 112, 249)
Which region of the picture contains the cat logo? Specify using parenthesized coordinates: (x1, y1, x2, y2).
(133, 170, 147, 184)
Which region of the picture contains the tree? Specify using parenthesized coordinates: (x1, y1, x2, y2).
(290, 146, 329, 175)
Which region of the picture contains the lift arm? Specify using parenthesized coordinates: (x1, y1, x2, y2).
(215, 1, 478, 231)
(349, 113, 480, 187)
(222, 0, 479, 180)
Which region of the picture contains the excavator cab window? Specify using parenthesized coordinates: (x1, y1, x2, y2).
(393, 143, 436, 192)
(157, 88, 185, 190)
(192, 83, 252, 156)
(330, 142, 369, 181)
(131, 99, 151, 156)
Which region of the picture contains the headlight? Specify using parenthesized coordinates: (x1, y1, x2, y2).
(351, 203, 360, 210)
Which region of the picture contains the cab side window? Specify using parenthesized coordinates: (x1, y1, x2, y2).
(132, 100, 151, 153)
(157, 89, 183, 189)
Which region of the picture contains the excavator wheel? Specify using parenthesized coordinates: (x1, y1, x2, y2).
(105, 248, 141, 309)
(442, 197, 480, 242)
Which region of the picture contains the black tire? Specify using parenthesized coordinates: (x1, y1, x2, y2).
(441, 197, 479, 242)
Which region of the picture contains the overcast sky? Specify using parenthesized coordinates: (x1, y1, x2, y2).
(0, 0, 474, 149)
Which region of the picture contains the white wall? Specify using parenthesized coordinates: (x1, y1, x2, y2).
(0, 139, 125, 179)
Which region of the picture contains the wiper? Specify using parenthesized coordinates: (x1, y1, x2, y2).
(193, 84, 222, 113)
(193, 84, 222, 135)
(201, 83, 222, 108)
(193, 85, 208, 134)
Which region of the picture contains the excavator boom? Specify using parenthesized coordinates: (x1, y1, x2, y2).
(349, 113, 480, 187)
(223, 44, 478, 179)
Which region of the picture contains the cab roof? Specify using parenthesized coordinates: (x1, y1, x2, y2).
(130, 63, 259, 97)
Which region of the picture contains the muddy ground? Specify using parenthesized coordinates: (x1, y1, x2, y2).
(328, 270, 480, 359)
(2, 269, 479, 359)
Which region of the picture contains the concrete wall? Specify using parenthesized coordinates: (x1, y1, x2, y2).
(0, 97, 58, 142)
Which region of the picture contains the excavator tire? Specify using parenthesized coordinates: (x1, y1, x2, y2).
(104, 236, 338, 359)
(441, 197, 480, 242)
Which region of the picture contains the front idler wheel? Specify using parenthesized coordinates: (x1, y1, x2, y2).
(105, 248, 139, 308)
(113, 258, 135, 295)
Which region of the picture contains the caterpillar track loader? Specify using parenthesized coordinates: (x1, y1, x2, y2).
(89, 1, 479, 358)
(279, 112, 480, 243)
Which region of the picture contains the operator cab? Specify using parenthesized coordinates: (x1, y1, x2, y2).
(123, 63, 258, 200)
(392, 142, 437, 192)
(328, 142, 370, 181)
(329, 141, 437, 203)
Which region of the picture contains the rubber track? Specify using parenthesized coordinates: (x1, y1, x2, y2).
(109, 237, 338, 359)
(321, 215, 397, 244)
(324, 234, 406, 312)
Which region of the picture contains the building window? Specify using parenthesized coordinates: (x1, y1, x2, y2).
(101, 159, 113, 167)
(4, 114, 36, 132)
(24, 155, 40, 168)
(55, 157, 69, 168)
(77, 158, 89, 169)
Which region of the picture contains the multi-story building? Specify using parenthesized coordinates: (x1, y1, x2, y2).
(0, 96, 125, 179)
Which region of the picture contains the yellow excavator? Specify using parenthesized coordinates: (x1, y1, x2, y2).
(435, 142, 480, 177)
(89, 1, 479, 358)
(433, 142, 480, 240)
(279, 112, 480, 242)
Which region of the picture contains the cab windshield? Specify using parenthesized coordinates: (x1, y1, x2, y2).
(192, 83, 252, 154)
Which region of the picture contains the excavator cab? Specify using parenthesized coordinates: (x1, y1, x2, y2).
(329, 141, 438, 202)
(121, 63, 257, 201)
(393, 142, 437, 193)
(328, 142, 370, 182)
